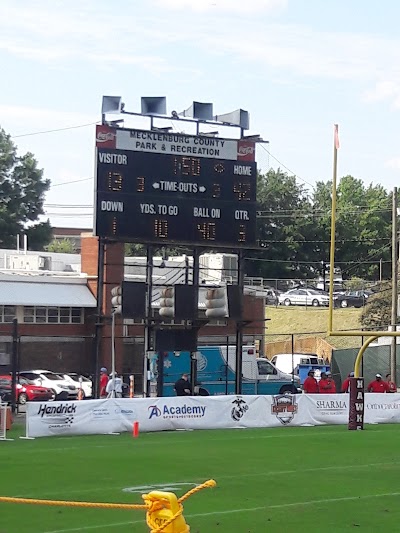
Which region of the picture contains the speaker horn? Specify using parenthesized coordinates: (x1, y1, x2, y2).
(179, 101, 214, 120)
(101, 96, 122, 115)
(141, 96, 167, 116)
(214, 109, 249, 130)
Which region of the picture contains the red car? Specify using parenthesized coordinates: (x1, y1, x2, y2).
(0, 375, 54, 404)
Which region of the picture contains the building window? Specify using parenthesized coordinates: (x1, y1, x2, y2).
(23, 307, 83, 324)
(0, 306, 16, 323)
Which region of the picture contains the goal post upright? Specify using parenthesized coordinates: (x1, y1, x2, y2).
(327, 124, 400, 378)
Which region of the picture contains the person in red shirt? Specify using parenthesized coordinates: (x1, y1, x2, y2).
(367, 374, 390, 393)
(341, 372, 354, 393)
(318, 372, 329, 394)
(303, 370, 319, 393)
(100, 367, 109, 398)
(319, 371, 336, 393)
(385, 373, 397, 393)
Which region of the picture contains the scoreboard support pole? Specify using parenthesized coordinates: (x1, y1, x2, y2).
(235, 250, 245, 395)
(190, 249, 200, 395)
(144, 245, 154, 397)
(93, 237, 105, 398)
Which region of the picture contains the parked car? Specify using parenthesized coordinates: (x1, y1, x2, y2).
(0, 375, 55, 404)
(19, 370, 78, 401)
(278, 288, 330, 307)
(265, 288, 281, 306)
(61, 373, 92, 398)
(0, 377, 12, 404)
(334, 290, 370, 308)
(269, 353, 330, 385)
(270, 353, 325, 374)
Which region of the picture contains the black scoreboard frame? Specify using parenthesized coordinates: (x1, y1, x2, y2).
(94, 129, 257, 248)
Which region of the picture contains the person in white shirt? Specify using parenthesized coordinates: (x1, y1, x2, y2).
(106, 372, 123, 398)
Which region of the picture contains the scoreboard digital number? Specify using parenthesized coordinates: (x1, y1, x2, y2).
(95, 149, 257, 247)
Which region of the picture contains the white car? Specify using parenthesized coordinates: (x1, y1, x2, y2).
(19, 370, 78, 400)
(62, 373, 92, 398)
(270, 353, 325, 375)
(278, 288, 329, 307)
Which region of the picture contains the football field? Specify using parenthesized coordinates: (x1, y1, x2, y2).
(1, 424, 400, 532)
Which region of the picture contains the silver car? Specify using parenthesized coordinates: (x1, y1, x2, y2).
(278, 288, 329, 307)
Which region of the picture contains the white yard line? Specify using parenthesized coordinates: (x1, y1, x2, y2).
(15, 460, 400, 499)
(42, 491, 400, 533)
(9, 427, 390, 455)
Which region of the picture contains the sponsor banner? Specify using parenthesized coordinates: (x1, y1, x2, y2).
(26, 399, 133, 437)
(115, 129, 255, 162)
(25, 394, 400, 438)
(301, 394, 348, 425)
(96, 125, 116, 149)
(237, 140, 256, 161)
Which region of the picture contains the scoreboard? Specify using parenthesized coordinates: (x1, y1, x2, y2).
(94, 125, 257, 247)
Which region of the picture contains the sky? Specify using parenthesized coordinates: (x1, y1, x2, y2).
(1, 0, 400, 229)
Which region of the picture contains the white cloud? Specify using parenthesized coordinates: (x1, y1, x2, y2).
(385, 157, 400, 170)
(155, 0, 287, 14)
(2, 0, 400, 110)
(363, 81, 400, 109)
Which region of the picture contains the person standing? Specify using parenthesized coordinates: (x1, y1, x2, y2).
(367, 374, 390, 393)
(174, 373, 192, 396)
(325, 371, 336, 393)
(303, 370, 319, 393)
(319, 371, 336, 393)
(385, 373, 397, 393)
(106, 372, 123, 398)
(318, 372, 329, 393)
(341, 372, 354, 393)
(99, 367, 109, 398)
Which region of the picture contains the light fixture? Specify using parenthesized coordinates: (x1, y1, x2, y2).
(101, 96, 122, 115)
(141, 96, 167, 116)
(179, 101, 214, 120)
(214, 109, 249, 130)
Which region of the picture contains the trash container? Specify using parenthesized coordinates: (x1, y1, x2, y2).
(0, 405, 12, 430)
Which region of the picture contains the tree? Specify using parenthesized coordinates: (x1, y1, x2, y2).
(0, 127, 51, 249)
(312, 176, 392, 280)
(125, 243, 186, 257)
(361, 283, 392, 330)
(45, 238, 75, 253)
(247, 168, 313, 279)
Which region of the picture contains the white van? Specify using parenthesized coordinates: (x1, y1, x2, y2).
(270, 353, 324, 375)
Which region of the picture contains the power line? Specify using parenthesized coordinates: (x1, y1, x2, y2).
(11, 122, 99, 139)
(51, 177, 93, 188)
(259, 144, 315, 189)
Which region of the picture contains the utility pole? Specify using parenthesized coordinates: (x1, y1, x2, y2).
(390, 187, 398, 384)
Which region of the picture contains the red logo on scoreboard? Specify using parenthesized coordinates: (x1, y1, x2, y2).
(237, 140, 255, 161)
(96, 125, 116, 148)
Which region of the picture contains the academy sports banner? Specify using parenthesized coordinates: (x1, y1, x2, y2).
(25, 393, 400, 438)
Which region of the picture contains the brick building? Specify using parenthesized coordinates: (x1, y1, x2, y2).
(0, 234, 266, 390)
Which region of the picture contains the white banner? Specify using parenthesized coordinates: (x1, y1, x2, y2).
(25, 393, 400, 438)
(95, 125, 256, 161)
(115, 129, 256, 161)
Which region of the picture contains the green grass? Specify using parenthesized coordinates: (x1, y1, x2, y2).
(2, 424, 400, 532)
(266, 307, 363, 349)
